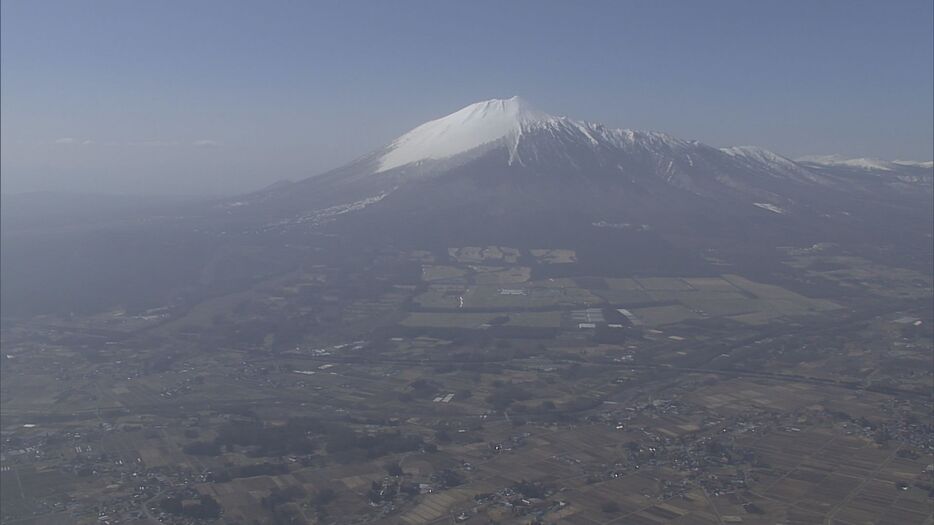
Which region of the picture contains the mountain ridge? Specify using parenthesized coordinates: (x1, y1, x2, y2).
(227, 96, 931, 248)
(367, 97, 931, 181)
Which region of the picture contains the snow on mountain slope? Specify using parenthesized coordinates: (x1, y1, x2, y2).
(720, 145, 829, 185)
(376, 96, 697, 174)
(376, 97, 932, 187)
(377, 96, 553, 172)
(797, 154, 934, 171)
(893, 160, 934, 169)
(721, 145, 800, 169)
(373, 97, 859, 194)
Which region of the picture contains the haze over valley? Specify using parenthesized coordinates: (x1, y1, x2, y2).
(1, 3, 932, 524)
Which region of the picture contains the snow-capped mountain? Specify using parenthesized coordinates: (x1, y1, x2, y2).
(234, 97, 931, 251)
(346, 97, 821, 186)
(371, 96, 716, 178)
(298, 96, 929, 195)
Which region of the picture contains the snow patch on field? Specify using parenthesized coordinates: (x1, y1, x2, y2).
(753, 202, 786, 214)
(268, 190, 394, 229)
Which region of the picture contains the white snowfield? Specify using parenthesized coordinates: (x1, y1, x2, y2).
(894, 160, 934, 169)
(720, 145, 827, 184)
(797, 154, 934, 171)
(721, 145, 800, 169)
(377, 96, 547, 172)
(753, 202, 786, 214)
(375, 96, 690, 173)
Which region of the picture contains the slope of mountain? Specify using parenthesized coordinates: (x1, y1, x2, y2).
(796, 154, 934, 189)
(798, 154, 934, 171)
(234, 97, 931, 249)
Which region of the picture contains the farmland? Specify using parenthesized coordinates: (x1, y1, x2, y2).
(1, 244, 931, 524)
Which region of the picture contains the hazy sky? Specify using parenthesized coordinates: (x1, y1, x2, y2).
(2, 1, 932, 195)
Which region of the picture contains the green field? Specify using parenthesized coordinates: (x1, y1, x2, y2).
(400, 311, 562, 328)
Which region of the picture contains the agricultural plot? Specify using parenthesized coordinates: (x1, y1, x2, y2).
(629, 304, 703, 326)
(0, 466, 77, 519)
(405, 250, 436, 263)
(604, 277, 645, 290)
(3, 240, 930, 525)
(412, 273, 839, 328)
(530, 248, 577, 264)
(735, 428, 931, 525)
(635, 277, 695, 291)
(460, 284, 600, 309)
(413, 286, 466, 308)
(590, 288, 655, 305)
(784, 255, 934, 299)
(615, 275, 841, 326)
(682, 276, 743, 292)
(472, 265, 531, 285)
(414, 283, 601, 310)
(342, 290, 410, 324)
(722, 274, 813, 300)
(421, 263, 531, 285)
(400, 311, 562, 328)
(421, 265, 468, 282)
(448, 246, 520, 264)
(677, 292, 759, 316)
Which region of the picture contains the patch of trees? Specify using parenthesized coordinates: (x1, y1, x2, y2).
(434, 468, 465, 488)
(513, 480, 551, 499)
(328, 430, 424, 461)
(221, 314, 317, 352)
(233, 462, 289, 479)
(312, 487, 336, 506)
(367, 479, 396, 503)
(261, 485, 311, 523)
(486, 382, 532, 410)
(592, 325, 628, 344)
(385, 462, 404, 476)
(183, 440, 222, 456)
(557, 363, 600, 380)
(147, 354, 179, 373)
(193, 417, 424, 465)
(261, 485, 306, 508)
(211, 418, 321, 456)
(408, 378, 441, 399)
(307, 486, 338, 523)
(561, 396, 602, 413)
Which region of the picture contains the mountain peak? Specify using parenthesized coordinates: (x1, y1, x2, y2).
(461, 96, 552, 123)
(376, 97, 555, 173)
